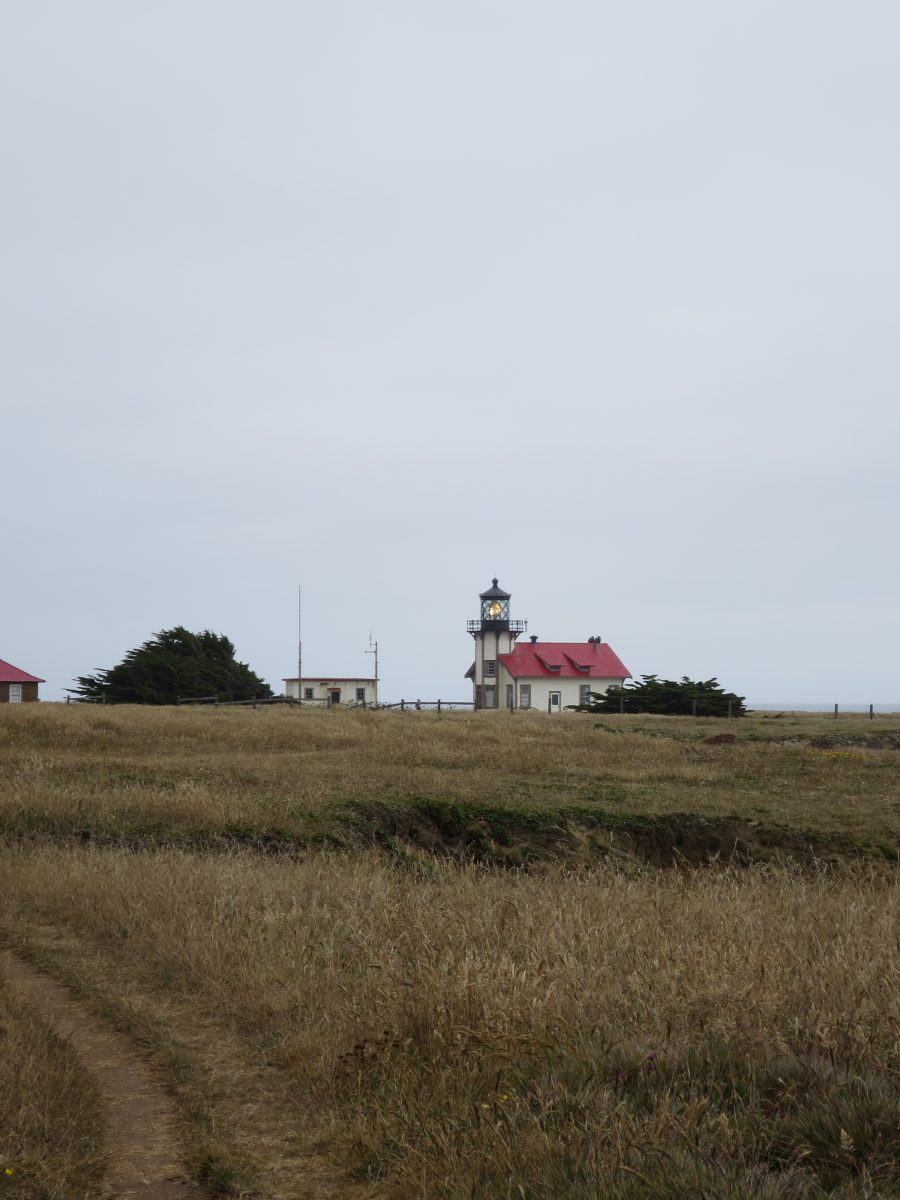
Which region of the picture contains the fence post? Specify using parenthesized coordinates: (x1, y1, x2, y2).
(834, 703, 838, 719)
(400, 699, 405, 712)
(869, 704, 874, 720)
(619, 693, 624, 715)
(727, 699, 733, 718)
(437, 699, 442, 715)
(692, 698, 697, 717)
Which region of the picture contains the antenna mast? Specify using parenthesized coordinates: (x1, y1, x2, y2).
(297, 586, 302, 704)
(366, 634, 379, 705)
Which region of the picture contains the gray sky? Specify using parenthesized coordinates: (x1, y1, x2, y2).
(3, 2, 899, 704)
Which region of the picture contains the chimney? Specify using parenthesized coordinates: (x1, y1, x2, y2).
(530, 634, 538, 643)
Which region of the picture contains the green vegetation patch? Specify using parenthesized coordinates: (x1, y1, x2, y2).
(342, 798, 897, 869)
(1, 793, 896, 869)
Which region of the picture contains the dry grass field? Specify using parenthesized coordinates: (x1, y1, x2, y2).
(0, 977, 105, 1198)
(0, 703, 898, 857)
(0, 704, 897, 1198)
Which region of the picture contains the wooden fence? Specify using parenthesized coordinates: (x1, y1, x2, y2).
(174, 695, 475, 712)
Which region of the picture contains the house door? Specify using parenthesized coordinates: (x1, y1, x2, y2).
(9, 684, 21, 704)
(548, 691, 561, 713)
(328, 689, 341, 707)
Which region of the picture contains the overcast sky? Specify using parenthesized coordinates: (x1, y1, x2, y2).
(2, 2, 899, 704)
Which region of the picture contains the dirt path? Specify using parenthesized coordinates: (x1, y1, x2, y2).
(1, 950, 205, 1199)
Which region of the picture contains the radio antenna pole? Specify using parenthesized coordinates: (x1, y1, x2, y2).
(297, 586, 302, 704)
(366, 634, 379, 705)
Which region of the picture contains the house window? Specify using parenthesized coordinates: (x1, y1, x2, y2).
(506, 684, 513, 709)
(579, 684, 591, 706)
(484, 660, 496, 676)
(355, 687, 366, 702)
(519, 684, 531, 709)
(303, 687, 314, 700)
(9, 684, 21, 704)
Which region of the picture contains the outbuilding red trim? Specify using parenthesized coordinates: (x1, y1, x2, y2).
(498, 642, 630, 680)
(282, 677, 376, 684)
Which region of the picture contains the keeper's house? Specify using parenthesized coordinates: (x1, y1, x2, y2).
(283, 677, 376, 707)
(465, 579, 630, 713)
(0, 658, 45, 703)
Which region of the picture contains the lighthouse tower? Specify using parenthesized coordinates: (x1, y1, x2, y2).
(466, 579, 527, 708)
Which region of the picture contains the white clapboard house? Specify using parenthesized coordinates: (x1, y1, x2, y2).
(465, 579, 630, 713)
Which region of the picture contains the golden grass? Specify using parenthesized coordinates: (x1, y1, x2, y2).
(1, 706, 897, 1194)
(0, 704, 898, 845)
(0, 977, 106, 1199)
(1, 845, 897, 1198)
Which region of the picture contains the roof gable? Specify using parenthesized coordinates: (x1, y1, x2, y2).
(0, 658, 45, 684)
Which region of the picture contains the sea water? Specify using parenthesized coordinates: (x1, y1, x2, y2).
(748, 702, 900, 713)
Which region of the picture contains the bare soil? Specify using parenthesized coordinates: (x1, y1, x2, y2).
(2, 922, 385, 1200)
(1, 949, 205, 1199)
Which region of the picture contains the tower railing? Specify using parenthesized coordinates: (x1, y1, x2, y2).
(466, 619, 528, 633)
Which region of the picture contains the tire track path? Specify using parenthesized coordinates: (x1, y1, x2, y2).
(2, 950, 205, 1199)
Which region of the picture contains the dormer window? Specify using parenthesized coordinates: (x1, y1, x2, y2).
(564, 653, 591, 673)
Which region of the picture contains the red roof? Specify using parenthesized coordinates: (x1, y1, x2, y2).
(0, 658, 45, 684)
(498, 641, 630, 681)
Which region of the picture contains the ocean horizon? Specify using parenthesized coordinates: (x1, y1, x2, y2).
(748, 702, 900, 713)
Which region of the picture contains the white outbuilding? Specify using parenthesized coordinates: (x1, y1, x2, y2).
(283, 677, 376, 706)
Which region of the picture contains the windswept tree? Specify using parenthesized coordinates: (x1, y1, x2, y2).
(70, 627, 273, 705)
(576, 674, 746, 717)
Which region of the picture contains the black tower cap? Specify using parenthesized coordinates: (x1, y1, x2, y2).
(479, 577, 510, 600)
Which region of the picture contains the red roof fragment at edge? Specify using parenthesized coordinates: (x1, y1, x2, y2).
(498, 642, 630, 681)
(0, 658, 45, 684)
